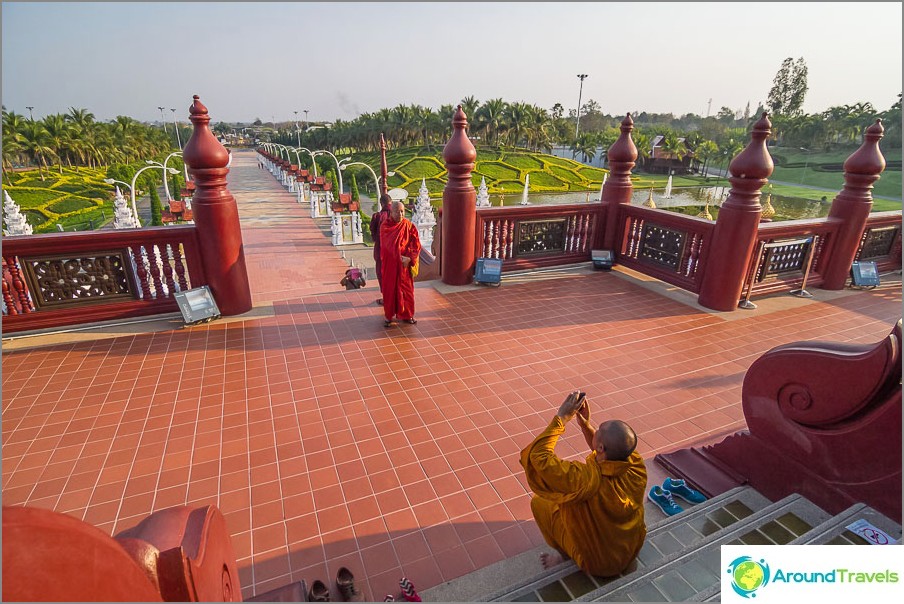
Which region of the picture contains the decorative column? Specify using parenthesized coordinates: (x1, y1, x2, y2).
(331, 212, 341, 245)
(412, 177, 437, 249)
(441, 106, 477, 285)
(112, 186, 139, 229)
(821, 119, 886, 289)
(181, 95, 252, 316)
(379, 133, 389, 196)
(353, 212, 364, 244)
(601, 115, 638, 251)
(3, 191, 33, 235)
(476, 176, 491, 207)
(697, 113, 774, 311)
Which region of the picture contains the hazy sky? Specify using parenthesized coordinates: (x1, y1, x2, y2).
(2, 2, 901, 124)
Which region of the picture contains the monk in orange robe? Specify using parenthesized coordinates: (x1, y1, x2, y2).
(521, 391, 647, 577)
(380, 201, 421, 326)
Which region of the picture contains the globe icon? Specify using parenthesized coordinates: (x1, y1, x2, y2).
(733, 560, 765, 592)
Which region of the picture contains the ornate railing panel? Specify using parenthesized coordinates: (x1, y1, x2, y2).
(855, 211, 902, 272)
(616, 205, 714, 293)
(745, 218, 841, 297)
(475, 204, 605, 271)
(1, 226, 205, 333)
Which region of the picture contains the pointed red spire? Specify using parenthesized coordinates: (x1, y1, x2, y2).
(379, 133, 389, 196)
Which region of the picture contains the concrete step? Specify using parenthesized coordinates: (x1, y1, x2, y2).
(582, 493, 831, 601)
(422, 486, 770, 602)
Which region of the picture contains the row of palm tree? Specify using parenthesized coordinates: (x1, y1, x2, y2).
(2, 107, 176, 182)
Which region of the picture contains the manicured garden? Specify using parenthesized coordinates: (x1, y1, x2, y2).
(3, 167, 115, 232)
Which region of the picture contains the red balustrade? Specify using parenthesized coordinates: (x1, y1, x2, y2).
(615, 205, 715, 293)
(1, 226, 205, 334)
(855, 211, 903, 273)
(475, 204, 605, 272)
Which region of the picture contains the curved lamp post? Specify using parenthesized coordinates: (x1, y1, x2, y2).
(106, 163, 178, 227)
(291, 147, 318, 176)
(313, 150, 351, 194)
(338, 161, 394, 198)
(157, 151, 183, 201)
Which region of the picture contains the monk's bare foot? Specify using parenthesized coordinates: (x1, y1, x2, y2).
(540, 552, 565, 569)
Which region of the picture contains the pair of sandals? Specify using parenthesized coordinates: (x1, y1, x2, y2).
(309, 567, 364, 602)
(384, 318, 417, 327)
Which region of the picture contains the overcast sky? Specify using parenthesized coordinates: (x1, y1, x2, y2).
(2, 2, 901, 124)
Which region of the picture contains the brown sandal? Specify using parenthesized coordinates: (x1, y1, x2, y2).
(309, 580, 330, 602)
(336, 567, 365, 602)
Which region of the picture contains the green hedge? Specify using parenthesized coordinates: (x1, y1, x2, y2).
(576, 166, 608, 182)
(4, 188, 66, 209)
(526, 171, 567, 189)
(503, 154, 544, 170)
(47, 197, 96, 214)
(397, 157, 445, 179)
(478, 161, 520, 180)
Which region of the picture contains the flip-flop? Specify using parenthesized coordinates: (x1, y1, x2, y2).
(403, 318, 417, 325)
(384, 320, 394, 328)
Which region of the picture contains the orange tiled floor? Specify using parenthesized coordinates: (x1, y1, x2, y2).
(2, 150, 901, 600)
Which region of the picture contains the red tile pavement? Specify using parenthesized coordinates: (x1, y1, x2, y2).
(2, 149, 901, 600)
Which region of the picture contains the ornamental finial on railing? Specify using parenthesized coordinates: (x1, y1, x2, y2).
(607, 114, 638, 166)
(728, 112, 773, 181)
(442, 105, 477, 192)
(183, 95, 230, 170)
(843, 119, 885, 177)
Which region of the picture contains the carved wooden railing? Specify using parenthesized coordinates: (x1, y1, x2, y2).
(854, 210, 903, 273)
(615, 205, 715, 293)
(1, 226, 205, 334)
(475, 203, 605, 272)
(741, 218, 843, 297)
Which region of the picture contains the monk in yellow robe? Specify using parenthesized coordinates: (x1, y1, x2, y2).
(521, 390, 647, 577)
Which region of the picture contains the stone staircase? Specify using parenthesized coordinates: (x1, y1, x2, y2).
(421, 486, 902, 602)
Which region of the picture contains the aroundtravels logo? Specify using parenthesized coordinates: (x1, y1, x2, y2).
(726, 556, 771, 598)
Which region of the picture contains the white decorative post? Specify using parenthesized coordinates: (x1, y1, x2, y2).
(476, 176, 491, 207)
(3, 191, 33, 235)
(412, 177, 437, 249)
(520, 174, 531, 205)
(598, 173, 607, 201)
(111, 186, 139, 229)
(310, 191, 318, 218)
(331, 212, 341, 245)
(353, 211, 364, 244)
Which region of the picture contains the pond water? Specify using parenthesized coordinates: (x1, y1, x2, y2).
(362, 186, 832, 221)
(482, 186, 831, 221)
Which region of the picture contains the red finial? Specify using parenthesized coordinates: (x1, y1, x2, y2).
(443, 105, 477, 167)
(729, 112, 773, 180)
(607, 114, 637, 165)
(183, 95, 229, 170)
(843, 119, 885, 176)
(379, 133, 389, 196)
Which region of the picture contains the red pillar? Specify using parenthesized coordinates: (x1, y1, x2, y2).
(820, 120, 886, 290)
(601, 114, 638, 251)
(697, 113, 774, 311)
(379, 133, 389, 197)
(441, 106, 477, 285)
(182, 95, 252, 316)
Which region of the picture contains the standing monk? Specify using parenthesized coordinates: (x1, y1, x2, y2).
(380, 200, 421, 327)
(521, 390, 647, 577)
(369, 193, 392, 306)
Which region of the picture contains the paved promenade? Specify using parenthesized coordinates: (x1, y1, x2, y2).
(2, 149, 901, 600)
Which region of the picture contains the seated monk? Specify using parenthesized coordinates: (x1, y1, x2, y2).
(520, 390, 647, 576)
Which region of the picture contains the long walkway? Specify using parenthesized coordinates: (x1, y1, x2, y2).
(2, 150, 901, 600)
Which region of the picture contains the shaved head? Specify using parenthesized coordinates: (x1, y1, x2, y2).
(597, 420, 637, 461)
(379, 193, 392, 209)
(389, 200, 405, 222)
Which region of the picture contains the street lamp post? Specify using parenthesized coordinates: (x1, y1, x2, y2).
(26, 106, 34, 120)
(338, 161, 395, 198)
(799, 147, 810, 185)
(304, 109, 309, 129)
(171, 108, 189, 182)
(291, 147, 317, 175)
(294, 111, 300, 147)
(106, 163, 177, 227)
(156, 152, 183, 201)
(575, 74, 588, 139)
(313, 150, 351, 194)
(158, 106, 168, 134)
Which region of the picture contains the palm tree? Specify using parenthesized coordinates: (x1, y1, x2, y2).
(660, 134, 688, 173)
(19, 121, 55, 181)
(695, 140, 719, 176)
(460, 95, 480, 121)
(43, 114, 74, 173)
(504, 102, 531, 148)
(2, 109, 26, 184)
(475, 98, 506, 147)
(633, 132, 652, 169)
